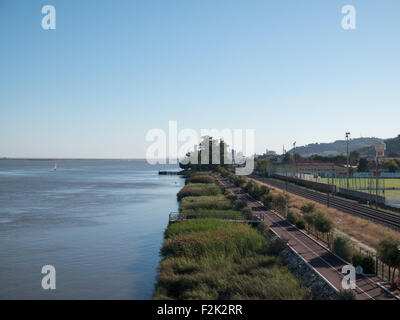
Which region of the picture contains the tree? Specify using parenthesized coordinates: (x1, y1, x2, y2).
(377, 237, 400, 287)
(255, 158, 269, 176)
(385, 160, 399, 173)
(301, 203, 315, 214)
(304, 212, 316, 234)
(313, 211, 334, 244)
(349, 150, 360, 166)
(333, 236, 353, 262)
(282, 152, 291, 163)
(294, 153, 303, 162)
(357, 158, 369, 172)
(272, 194, 290, 216)
(314, 211, 334, 234)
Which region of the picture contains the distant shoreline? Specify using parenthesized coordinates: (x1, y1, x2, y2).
(0, 158, 149, 161)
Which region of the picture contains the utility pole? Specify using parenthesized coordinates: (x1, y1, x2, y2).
(374, 143, 386, 209)
(327, 170, 330, 208)
(345, 132, 351, 189)
(375, 157, 379, 209)
(293, 141, 296, 178)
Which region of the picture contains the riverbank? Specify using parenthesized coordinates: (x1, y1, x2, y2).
(153, 171, 311, 300)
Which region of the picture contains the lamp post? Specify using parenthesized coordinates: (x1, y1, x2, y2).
(345, 132, 351, 189)
(293, 141, 296, 178)
(374, 142, 386, 209)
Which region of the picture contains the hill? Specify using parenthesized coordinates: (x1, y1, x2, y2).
(289, 137, 382, 157)
(358, 135, 400, 157)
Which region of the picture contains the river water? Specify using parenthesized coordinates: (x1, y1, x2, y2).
(0, 159, 183, 299)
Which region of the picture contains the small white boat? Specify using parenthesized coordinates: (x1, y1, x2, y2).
(54, 162, 57, 171)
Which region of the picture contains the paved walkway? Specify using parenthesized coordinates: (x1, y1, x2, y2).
(218, 176, 396, 300)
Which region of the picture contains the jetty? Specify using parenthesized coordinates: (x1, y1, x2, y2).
(158, 170, 184, 175)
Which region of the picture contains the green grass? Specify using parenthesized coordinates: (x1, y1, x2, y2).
(180, 195, 233, 211)
(161, 222, 267, 259)
(165, 219, 231, 239)
(311, 177, 400, 206)
(154, 219, 311, 300)
(154, 172, 310, 300)
(177, 183, 221, 200)
(180, 209, 244, 220)
(185, 175, 216, 184)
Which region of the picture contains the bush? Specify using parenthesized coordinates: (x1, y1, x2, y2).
(249, 185, 269, 200)
(257, 222, 270, 235)
(352, 252, 376, 275)
(262, 194, 274, 209)
(295, 217, 306, 230)
(224, 189, 237, 201)
(287, 210, 299, 225)
(313, 211, 334, 234)
(267, 237, 288, 255)
(231, 175, 246, 187)
(242, 181, 254, 193)
(241, 207, 252, 219)
(333, 236, 353, 262)
(301, 203, 315, 214)
(186, 175, 215, 184)
(234, 200, 247, 211)
(177, 183, 222, 200)
(337, 290, 356, 300)
(180, 209, 244, 221)
(377, 237, 400, 285)
(180, 195, 233, 211)
(303, 212, 316, 225)
(271, 194, 289, 215)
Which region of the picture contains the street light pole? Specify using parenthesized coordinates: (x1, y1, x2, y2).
(293, 141, 296, 178)
(375, 156, 379, 209)
(346, 132, 351, 189)
(374, 142, 386, 209)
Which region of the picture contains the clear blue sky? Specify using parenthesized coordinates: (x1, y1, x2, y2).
(1, 0, 399, 158)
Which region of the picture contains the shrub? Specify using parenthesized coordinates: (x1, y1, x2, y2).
(231, 175, 246, 187)
(301, 203, 315, 214)
(295, 217, 306, 230)
(303, 212, 316, 226)
(234, 200, 247, 211)
(186, 175, 215, 184)
(224, 189, 237, 201)
(333, 236, 353, 262)
(180, 195, 233, 211)
(155, 220, 310, 300)
(262, 194, 274, 209)
(257, 222, 270, 235)
(165, 219, 230, 239)
(242, 181, 254, 193)
(180, 209, 244, 221)
(337, 290, 356, 300)
(313, 211, 334, 234)
(352, 252, 376, 275)
(377, 237, 400, 286)
(271, 194, 289, 215)
(287, 210, 299, 225)
(177, 183, 221, 200)
(241, 207, 252, 219)
(161, 222, 268, 259)
(267, 237, 288, 255)
(249, 184, 270, 200)
(303, 212, 316, 233)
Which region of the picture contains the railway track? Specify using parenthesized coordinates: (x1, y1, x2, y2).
(251, 176, 400, 230)
(217, 175, 396, 300)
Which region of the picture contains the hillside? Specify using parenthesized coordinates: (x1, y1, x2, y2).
(289, 137, 382, 157)
(358, 135, 400, 157)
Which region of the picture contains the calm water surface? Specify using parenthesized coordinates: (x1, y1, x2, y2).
(0, 159, 183, 299)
